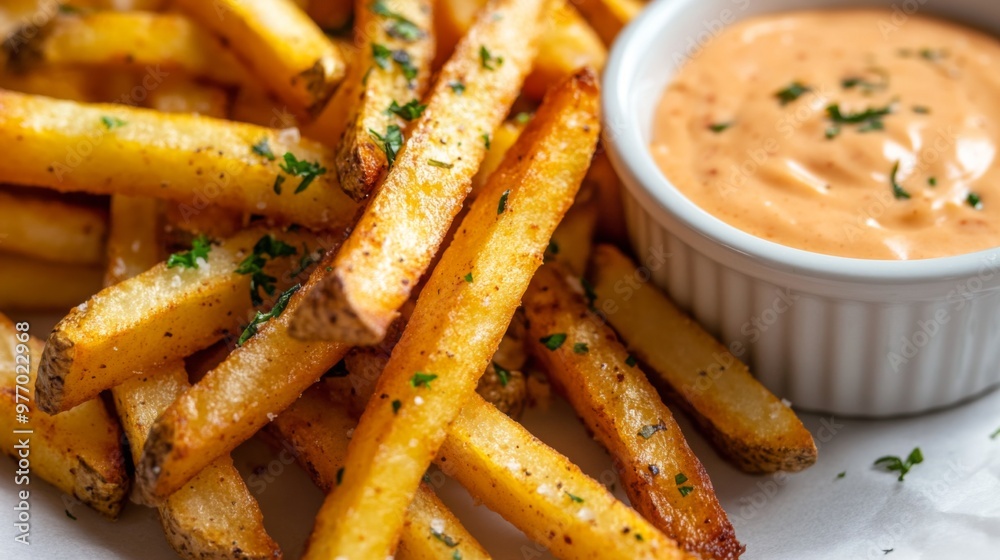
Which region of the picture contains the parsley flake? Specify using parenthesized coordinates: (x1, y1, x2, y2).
(565, 491, 584, 503)
(573, 342, 589, 354)
(369, 125, 404, 168)
(387, 99, 427, 121)
(967, 192, 983, 210)
(448, 81, 466, 94)
(235, 234, 298, 305)
(497, 189, 510, 214)
(479, 46, 503, 70)
(513, 112, 531, 124)
(889, 161, 911, 200)
(428, 159, 454, 169)
(493, 361, 510, 387)
(774, 81, 811, 105)
(836, 471, 846, 479)
(482, 133, 491, 150)
(928, 176, 937, 187)
(874, 447, 924, 481)
(464, 272, 473, 283)
(432, 529, 459, 547)
(639, 421, 666, 439)
(252, 138, 275, 160)
(990, 426, 1000, 440)
(708, 121, 732, 133)
(540, 333, 567, 351)
(167, 234, 211, 269)
(101, 115, 126, 129)
(277, 153, 327, 193)
(679, 486, 694, 497)
(625, 355, 637, 367)
(237, 284, 300, 346)
(826, 103, 893, 133)
(371, 0, 424, 41)
(410, 372, 438, 388)
(392, 399, 402, 414)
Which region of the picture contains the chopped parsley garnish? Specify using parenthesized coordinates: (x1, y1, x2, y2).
(840, 69, 889, 94)
(635, 534, 644, 542)
(889, 161, 911, 200)
(825, 127, 841, 140)
(101, 115, 126, 129)
(336, 467, 345, 485)
(452, 551, 462, 560)
(674, 473, 688, 485)
(369, 125, 404, 168)
(573, 342, 589, 354)
(625, 355, 637, 367)
(497, 189, 510, 214)
(479, 46, 503, 70)
(371, 0, 424, 41)
(913, 105, 930, 114)
(372, 43, 393, 69)
(826, 103, 893, 133)
(928, 177, 937, 187)
(919, 48, 947, 61)
(428, 159, 454, 169)
(967, 192, 983, 210)
(432, 529, 459, 547)
(272, 175, 286, 194)
(448, 81, 466, 94)
(252, 138, 275, 160)
(482, 133, 491, 150)
(678, 486, 694, 497)
(581, 277, 597, 308)
(392, 399, 402, 414)
(373, 44, 417, 79)
(874, 447, 923, 481)
(464, 272, 473, 283)
(237, 284, 300, 346)
(167, 234, 211, 269)
(65, 510, 77, 520)
(387, 99, 427, 121)
(638, 421, 666, 439)
(774, 81, 811, 105)
(513, 112, 531, 124)
(708, 121, 732, 133)
(235, 234, 298, 305)
(675, 472, 693, 496)
(410, 372, 438, 388)
(565, 491, 584, 503)
(290, 246, 319, 278)
(836, 471, 846, 479)
(493, 361, 510, 387)
(990, 426, 1000, 439)
(540, 333, 567, 351)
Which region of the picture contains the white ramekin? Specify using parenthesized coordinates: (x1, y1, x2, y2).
(602, 0, 1000, 416)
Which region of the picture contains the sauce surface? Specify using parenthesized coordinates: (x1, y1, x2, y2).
(651, 9, 1000, 260)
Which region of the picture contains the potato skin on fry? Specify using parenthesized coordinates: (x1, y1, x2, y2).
(524, 263, 744, 560)
(589, 245, 818, 473)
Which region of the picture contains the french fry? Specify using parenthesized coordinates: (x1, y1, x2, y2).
(470, 118, 525, 196)
(269, 384, 492, 560)
(588, 245, 818, 473)
(584, 150, 629, 243)
(0, 66, 92, 101)
(523, 263, 744, 559)
(0, 314, 128, 518)
(104, 182, 281, 559)
(572, 0, 643, 46)
(174, 0, 346, 119)
(36, 227, 317, 413)
(0, 90, 359, 229)
(440, 395, 693, 559)
(19, 12, 247, 85)
(315, 0, 434, 199)
(549, 193, 599, 275)
(290, 0, 548, 343)
(0, 253, 103, 311)
(146, 78, 230, 117)
(0, 189, 107, 265)
(301, 69, 599, 560)
(305, 0, 354, 30)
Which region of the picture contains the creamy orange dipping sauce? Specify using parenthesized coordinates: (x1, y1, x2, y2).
(651, 9, 1000, 260)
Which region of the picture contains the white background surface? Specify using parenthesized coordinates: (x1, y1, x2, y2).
(2, 376, 998, 559)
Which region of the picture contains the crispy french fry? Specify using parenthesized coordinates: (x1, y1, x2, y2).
(0, 252, 103, 311)
(301, 69, 599, 560)
(146, 78, 230, 117)
(470, 118, 525, 196)
(0, 314, 128, 517)
(524, 263, 744, 559)
(439, 395, 693, 559)
(0, 189, 107, 265)
(104, 186, 280, 559)
(36, 227, 317, 413)
(0, 66, 93, 101)
(290, 0, 547, 344)
(588, 245, 818, 473)
(269, 384, 491, 560)
(174, 0, 346, 119)
(572, 0, 642, 46)
(18, 12, 247, 85)
(585, 150, 629, 243)
(305, 0, 353, 30)
(0, 90, 359, 229)
(312, 0, 434, 199)
(549, 193, 598, 276)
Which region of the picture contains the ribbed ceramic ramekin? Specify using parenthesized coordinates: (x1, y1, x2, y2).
(602, 0, 1000, 416)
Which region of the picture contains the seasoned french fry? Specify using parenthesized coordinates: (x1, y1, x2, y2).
(312, 0, 434, 199)
(588, 245, 818, 473)
(301, 69, 599, 560)
(470, 118, 525, 196)
(0, 90, 359, 229)
(290, 0, 548, 343)
(0, 253, 103, 311)
(174, 0, 346, 119)
(524, 263, 744, 559)
(0, 66, 92, 101)
(0, 314, 128, 518)
(0, 189, 107, 265)
(104, 196, 161, 287)
(439, 395, 693, 560)
(269, 384, 491, 560)
(572, 0, 642, 46)
(19, 12, 247, 85)
(549, 193, 598, 275)
(36, 227, 317, 413)
(585, 150, 629, 243)
(135, 268, 349, 501)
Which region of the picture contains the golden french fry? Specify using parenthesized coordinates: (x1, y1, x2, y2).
(589, 245, 818, 473)
(146, 78, 230, 117)
(572, 0, 643, 45)
(312, 0, 434, 199)
(0, 189, 107, 265)
(301, 68, 600, 560)
(548, 193, 599, 276)
(439, 395, 694, 560)
(174, 0, 346, 119)
(0, 314, 128, 518)
(585, 150, 629, 243)
(0, 66, 93, 101)
(0, 90, 359, 229)
(0, 252, 103, 311)
(290, 0, 548, 344)
(17, 12, 247, 85)
(524, 263, 744, 559)
(36, 227, 318, 413)
(104, 196, 161, 287)
(269, 384, 492, 560)
(470, 118, 525, 196)
(305, 0, 353, 30)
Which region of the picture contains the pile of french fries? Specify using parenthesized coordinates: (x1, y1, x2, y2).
(0, 0, 818, 558)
